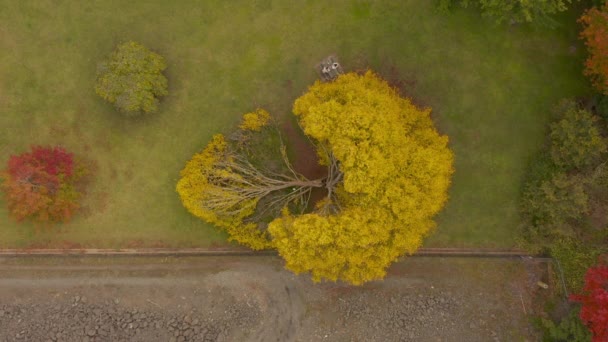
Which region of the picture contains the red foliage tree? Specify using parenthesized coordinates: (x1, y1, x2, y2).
(570, 257, 608, 342)
(1, 146, 86, 223)
(580, 3, 608, 94)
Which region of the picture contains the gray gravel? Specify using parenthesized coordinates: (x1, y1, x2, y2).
(335, 291, 467, 341)
(0, 256, 548, 342)
(0, 295, 260, 342)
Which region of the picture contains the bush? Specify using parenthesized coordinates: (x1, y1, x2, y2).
(95, 41, 168, 116)
(1, 146, 87, 223)
(552, 238, 605, 292)
(541, 306, 592, 342)
(550, 100, 606, 171)
(522, 173, 589, 241)
(437, 0, 574, 26)
(521, 98, 608, 289)
(594, 95, 608, 121)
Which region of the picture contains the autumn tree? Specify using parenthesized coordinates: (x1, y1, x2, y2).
(580, 2, 608, 95)
(1, 146, 87, 223)
(95, 41, 168, 115)
(570, 259, 608, 342)
(177, 109, 326, 249)
(269, 71, 453, 284)
(177, 72, 454, 284)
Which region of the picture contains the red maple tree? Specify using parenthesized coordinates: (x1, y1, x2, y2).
(1, 146, 86, 223)
(570, 256, 608, 342)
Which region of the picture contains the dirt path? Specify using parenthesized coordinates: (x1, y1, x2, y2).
(0, 256, 549, 341)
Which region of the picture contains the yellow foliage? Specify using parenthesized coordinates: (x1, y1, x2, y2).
(176, 133, 273, 250)
(269, 206, 432, 285)
(177, 71, 454, 283)
(269, 71, 454, 284)
(239, 109, 271, 131)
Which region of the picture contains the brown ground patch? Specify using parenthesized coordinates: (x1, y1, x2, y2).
(381, 64, 418, 96)
(280, 119, 328, 207)
(348, 55, 432, 110)
(280, 120, 326, 180)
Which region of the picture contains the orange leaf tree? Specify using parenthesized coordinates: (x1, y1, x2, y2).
(580, 3, 608, 95)
(1, 146, 87, 223)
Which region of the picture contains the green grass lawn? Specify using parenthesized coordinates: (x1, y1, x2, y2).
(0, 0, 589, 248)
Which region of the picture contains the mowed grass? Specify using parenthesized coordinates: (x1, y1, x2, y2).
(0, 1, 589, 248)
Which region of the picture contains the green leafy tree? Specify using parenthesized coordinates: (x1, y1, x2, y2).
(95, 41, 168, 116)
(551, 238, 606, 291)
(550, 100, 606, 171)
(438, 0, 574, 26)
(522, 172, 589, 243)
(520, 98, 608, 293)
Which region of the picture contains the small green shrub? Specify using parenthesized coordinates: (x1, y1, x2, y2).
(550, 100, 606, 171)
(594, 95, 608, 121)
(95, 41, 168, 116)
(521, 173, 589, 241)
(540, 306, 591, 342)
(551, 238, 605, 292)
